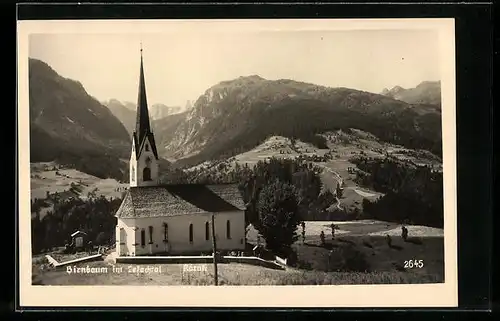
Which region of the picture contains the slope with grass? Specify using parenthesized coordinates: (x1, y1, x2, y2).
(33, 256, 442, 286)
(30, 162, 128, 200)
(178, 129, 441, 214)
(246, 219, 444, 281)
(30, 162, 128, 219)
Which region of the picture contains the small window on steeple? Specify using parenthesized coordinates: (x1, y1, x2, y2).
(145, 144, 149, 151)
(143, 167, 151, 181)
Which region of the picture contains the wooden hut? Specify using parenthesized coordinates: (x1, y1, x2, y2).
(70, 230, 87, 249)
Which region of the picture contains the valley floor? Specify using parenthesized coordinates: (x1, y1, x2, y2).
(32, 220, 444, 286)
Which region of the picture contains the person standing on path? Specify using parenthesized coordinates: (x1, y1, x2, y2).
(401, 225, 408, 242)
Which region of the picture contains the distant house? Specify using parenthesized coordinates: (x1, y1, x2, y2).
(71, 230, 87, 249)
(114, 48, 246, 257)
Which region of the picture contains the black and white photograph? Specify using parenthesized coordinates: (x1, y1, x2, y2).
(18, 18, 457, 307)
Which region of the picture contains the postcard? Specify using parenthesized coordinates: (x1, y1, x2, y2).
(17, 18, 457, 308)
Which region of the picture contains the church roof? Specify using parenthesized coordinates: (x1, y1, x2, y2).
(115, 184, 246, 219)
(71, 231, 87, 237)
(133, 131, 159, 160)
(135, 47, 151, 148)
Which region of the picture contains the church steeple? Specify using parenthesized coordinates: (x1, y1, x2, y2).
(131, 44, 158, 161)
(135, 43, 151, 147)
(130, 44, 160, 187)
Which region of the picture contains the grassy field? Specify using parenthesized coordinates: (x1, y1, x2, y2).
(31, 162, 128, 200)
(32, 260, 442, 286)
(247, 220, 444, 282)
(32, 220, 444, 286)
(233, 136, 330, 166)
(30, 162, 128, 219)
(246, 220, 444, 241)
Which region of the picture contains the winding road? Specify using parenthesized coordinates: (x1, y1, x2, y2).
(318, 165, 345, 210)
(318, 164, 379, 210)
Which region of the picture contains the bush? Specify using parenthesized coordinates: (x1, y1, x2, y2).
(95, 232, 109, 245)
(326, 244, 371, 272)
(294, 259, 313, 270)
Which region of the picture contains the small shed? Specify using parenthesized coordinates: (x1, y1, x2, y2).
(71, 231, 87, 249)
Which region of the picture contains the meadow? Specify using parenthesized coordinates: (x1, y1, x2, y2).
(31, 162, 128, 199)
(32, 220, 444, 286)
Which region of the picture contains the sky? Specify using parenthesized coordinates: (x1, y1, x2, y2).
(29, 28, 441, 107)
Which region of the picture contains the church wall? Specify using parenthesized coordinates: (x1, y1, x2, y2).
(209, 211, 246, 253)
(129, 156, 138, 187)
(116, 218, 137, 256)
(129, 211, 246, 256)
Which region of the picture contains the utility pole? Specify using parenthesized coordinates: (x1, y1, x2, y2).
(211, 214, 218, 286)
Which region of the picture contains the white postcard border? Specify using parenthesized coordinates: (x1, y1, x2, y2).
(17, 18, 457, 308)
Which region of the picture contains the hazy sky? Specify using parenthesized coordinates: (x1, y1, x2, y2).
(29, 29, 440, 107)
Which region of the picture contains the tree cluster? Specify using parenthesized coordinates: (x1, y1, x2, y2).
(31, 195, 122, 254)
(351, 156, 443, 228)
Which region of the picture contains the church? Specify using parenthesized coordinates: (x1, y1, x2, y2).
(114, 48, 246, 256)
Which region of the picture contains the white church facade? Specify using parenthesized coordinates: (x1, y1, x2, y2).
(115, 48, 246, 256)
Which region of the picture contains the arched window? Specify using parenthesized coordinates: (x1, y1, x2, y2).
(119, 228, 125, 244)
(140, 229, 146, 247)
(205, 222, 210, 241)
(189, 224, 193, 243)
(143, 167, 151, 181)
(226, 220, 231, 239)
(131, 166, 135, 179)
(148, 226, 153, 244)
(163, 223, 168, 241)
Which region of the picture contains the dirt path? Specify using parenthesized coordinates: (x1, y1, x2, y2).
(318, 165, 344, 210)
(352, 189, 378, 198)
(318, 163, 382, 211)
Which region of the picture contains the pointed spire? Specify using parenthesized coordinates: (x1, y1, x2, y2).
(135, 43, 151, 146)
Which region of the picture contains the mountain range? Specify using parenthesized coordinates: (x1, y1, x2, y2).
(153, 75, 442, 167)
(29, 58, 131, 180)
(29, 58, 442, 177)
(380, 81, 441, 106)
(102, 99, 191, 136)
(101, 99, 137, 135)
(150, 103, 187, 120)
